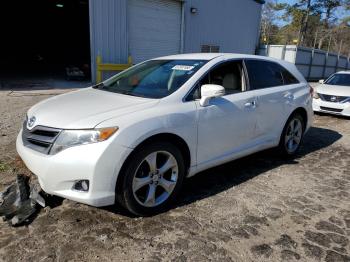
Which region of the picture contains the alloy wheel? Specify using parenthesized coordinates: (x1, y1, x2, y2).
(132, 151, 179, 207)
(285, 118, 303, 154)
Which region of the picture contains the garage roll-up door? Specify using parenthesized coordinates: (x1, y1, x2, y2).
(128, 0, 182, 63)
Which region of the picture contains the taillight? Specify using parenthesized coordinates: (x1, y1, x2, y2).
(309, 84, 314, 97)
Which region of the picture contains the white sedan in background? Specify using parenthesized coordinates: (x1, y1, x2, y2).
(17, 53, 313, 216)
(313, 71, 350, 117)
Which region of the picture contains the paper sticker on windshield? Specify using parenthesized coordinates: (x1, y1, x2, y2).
(172, 65, 195, 71)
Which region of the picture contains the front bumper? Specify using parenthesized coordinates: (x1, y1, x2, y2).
(16, 130, 133, 207)
(313, 99, 350, 117)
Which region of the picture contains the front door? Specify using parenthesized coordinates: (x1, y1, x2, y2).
(195, 60, 258, 166)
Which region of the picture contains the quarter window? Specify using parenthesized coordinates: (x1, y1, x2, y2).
(281, 68, 299, 85)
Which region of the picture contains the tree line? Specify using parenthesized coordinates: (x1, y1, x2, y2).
(261, 0, 350, 56)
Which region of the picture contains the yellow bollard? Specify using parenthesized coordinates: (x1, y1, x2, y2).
(128, 56, 133, 66)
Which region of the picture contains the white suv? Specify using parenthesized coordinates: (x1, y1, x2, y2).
(17, 54, 313, 216)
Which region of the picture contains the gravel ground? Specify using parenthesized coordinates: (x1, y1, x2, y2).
(0, 86, 349, 262)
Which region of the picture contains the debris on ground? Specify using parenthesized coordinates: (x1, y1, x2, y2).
(0, 174, 46, 226)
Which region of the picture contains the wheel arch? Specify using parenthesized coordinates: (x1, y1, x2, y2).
(279, 106, 308, 144)
(115, 132, 191, 202)
(277, 106, 308, 156)
(291, 107, 308, 130)
(131, 133, 191, 169)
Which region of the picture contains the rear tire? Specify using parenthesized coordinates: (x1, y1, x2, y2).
(116, 142, 185, 216)
(278, 113, 305, 157)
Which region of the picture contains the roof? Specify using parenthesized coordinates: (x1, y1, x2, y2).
(152, 53, 304, 82)
(154, 53, 289, 62)
(157, 53, 224, 60)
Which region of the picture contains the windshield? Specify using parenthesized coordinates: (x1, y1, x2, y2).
(98, 59, 207, 98)
(325, 74, 350, 87)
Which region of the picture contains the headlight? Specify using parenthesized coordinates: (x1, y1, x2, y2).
(50, 127, 118, 155)
(313, 92, 320, 99)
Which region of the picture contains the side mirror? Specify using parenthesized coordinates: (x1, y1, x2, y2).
(199, 84, 225, 107)
(319, 79, 324, 84)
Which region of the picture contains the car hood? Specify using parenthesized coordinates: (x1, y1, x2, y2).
(316, 84, 350, 97)
(27, 88, 159, 129)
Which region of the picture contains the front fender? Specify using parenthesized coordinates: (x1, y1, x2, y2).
(97, 102, 198, 167)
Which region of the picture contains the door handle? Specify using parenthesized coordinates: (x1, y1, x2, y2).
(244, 100, 257, 108)
(284, 93, 294, 100)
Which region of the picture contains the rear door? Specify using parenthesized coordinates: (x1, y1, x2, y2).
(244, 59, 301, 142)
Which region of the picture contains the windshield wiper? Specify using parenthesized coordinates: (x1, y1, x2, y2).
(92, 83, 105, 89)
(94, 85, 151, 98)
(118, 90, 144, 97)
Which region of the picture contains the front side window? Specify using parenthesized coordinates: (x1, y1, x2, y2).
(98, 60, 207, 99)
(325, 74, 350, 87)
(188, 61, 244, 100)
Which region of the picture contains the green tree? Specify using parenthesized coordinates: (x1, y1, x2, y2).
(260, 0, 286, 44)
(280, 0, 320, 46)
(313, 0, 348, 49)
(259, 0, 350, 56)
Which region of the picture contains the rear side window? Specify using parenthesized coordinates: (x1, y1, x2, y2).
(245, 60, 298, 90)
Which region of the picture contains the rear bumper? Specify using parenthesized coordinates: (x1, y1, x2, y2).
(16, 130, 133, 207)
(313, 99, 350, 117)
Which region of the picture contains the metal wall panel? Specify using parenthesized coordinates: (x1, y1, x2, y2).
(284, 51, 296, 63)
(284, 46, 297, 63)
(327, 54, 338, 66)
(89, 0, 128, 82)
(309, 67, 323, 79)
(339, 57, 347, 68)
(296, 65, 309, 78)
(89, 0, 263, 82)
(313, 51, 326, 66)
(128, 0, 182, 63)
(260, 45, 350, 80)
(268, 45, 285, 59)
(295, 47, 312, 65)
(182, 0, 262, 54)
(325, 67, 336, 77)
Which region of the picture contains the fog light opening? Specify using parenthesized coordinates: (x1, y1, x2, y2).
(73, 180, 89, 192)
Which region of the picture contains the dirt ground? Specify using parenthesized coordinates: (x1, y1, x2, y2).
(0, 86, 349, 262)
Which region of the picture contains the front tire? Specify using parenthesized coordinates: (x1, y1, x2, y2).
(278, 113, 305, 156)
(116, 142, 185, 216)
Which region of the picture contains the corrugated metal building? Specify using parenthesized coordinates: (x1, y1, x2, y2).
(89, 0, 264, 82)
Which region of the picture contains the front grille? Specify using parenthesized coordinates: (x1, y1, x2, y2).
(320, 106, 343, 113)
(22, 121, 61, 154)
(319, 93, 349, 103)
